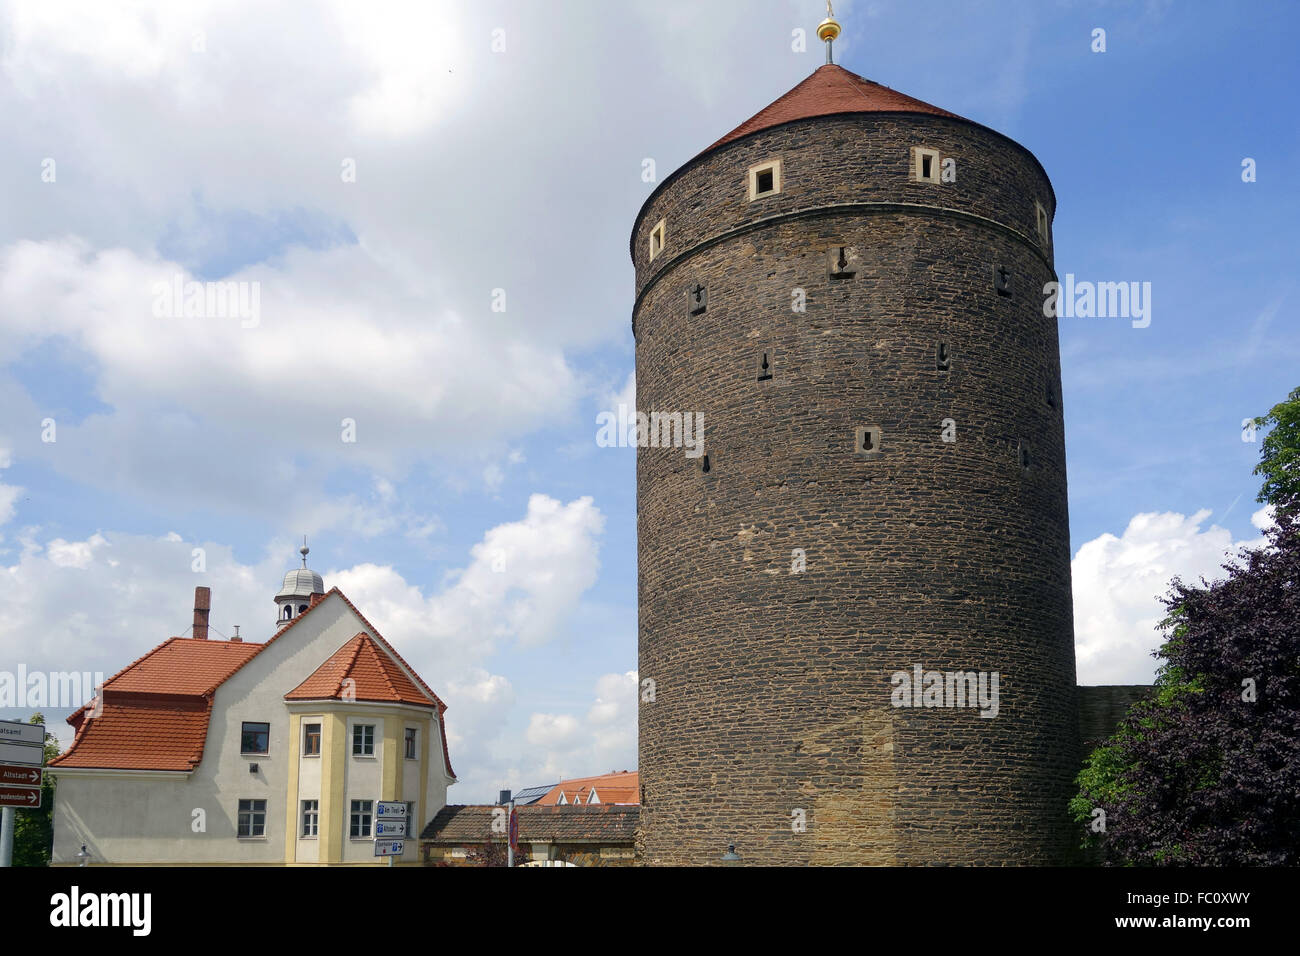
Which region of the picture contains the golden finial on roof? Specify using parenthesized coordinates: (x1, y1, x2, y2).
(817, 2, 842, 64)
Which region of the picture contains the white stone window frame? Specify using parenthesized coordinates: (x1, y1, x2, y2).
(351, 722, 376, 757)
(649, 219, 666, 261)
(301, 799, 319, 838)
(911, 146, 942, 184)
(1035, 200, 1051, 245)
(747, 159, 783, 201)
(349, 799, 374, 839)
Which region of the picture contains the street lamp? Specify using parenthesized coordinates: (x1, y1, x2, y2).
(76, 844, 90, 867)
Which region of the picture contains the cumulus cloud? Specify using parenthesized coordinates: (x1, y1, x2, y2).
(0, 492, 608, 783)
(0, 448, 19, 527)
(329, 493, 605, 665)
(1072, 508, 1271, 684)
(523, 670, 638, 783)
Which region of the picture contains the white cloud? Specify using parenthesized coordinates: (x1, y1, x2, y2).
(522, 670, 638, 783)
(1072, 509, 1270, 684)
(0, 449, 18, 527)
(0, 492, 608, 796)
(329, 493, 605, 666)
(45, 534, 107, 569)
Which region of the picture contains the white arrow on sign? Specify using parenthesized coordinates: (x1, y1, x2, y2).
(0, 764, 42, 786)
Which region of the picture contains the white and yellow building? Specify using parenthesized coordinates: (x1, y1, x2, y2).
(49, 552, 455, 865)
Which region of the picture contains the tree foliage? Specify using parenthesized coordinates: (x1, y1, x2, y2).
(1072, 386, 1300, 864)
(1253, 385, 1300, 518)
(12, 712, 60, 867)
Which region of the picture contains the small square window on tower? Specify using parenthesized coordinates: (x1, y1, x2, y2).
(911, 147, 941, 184)
(748, 159, 782, 201)
(649, 219, 666, 261)
(1035, 200, 1050, 245)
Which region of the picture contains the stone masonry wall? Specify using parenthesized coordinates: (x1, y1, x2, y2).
(633, 111, 1078, 865)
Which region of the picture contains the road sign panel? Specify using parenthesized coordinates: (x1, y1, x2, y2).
(0, 721, 44, 746)
(0, 786, 41, 809)
(373, 840, 405, 857)
(0, 742, 43, 767)
(376, 801, 407, 817)
(0, 764, 42, 787)
(374, 819, 406, 837)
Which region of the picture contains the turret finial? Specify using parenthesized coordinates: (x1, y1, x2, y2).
(817, 2, 841, 65)
(300, 534, 309, 568)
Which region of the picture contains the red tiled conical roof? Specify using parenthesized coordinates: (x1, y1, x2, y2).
(703, 63, 962, 155)
(286, 632, 434, 708)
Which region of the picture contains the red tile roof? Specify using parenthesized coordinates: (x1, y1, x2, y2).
(51, 588, 455, 779)
(101, 637, 263, 696)
(49, 635, 256, 771)
(50, 696, 214, 772)
(536, 771, 639, 806)
(704, 63, 961, 155)
(286, 632, 434, 707)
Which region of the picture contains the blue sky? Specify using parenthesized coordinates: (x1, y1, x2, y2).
(0, 0, 1296, 802)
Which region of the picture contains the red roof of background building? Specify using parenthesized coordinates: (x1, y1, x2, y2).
(50, 588, 455, 778)
(703, 63, 962, 155)
(286, 632, 434, 707)
(536, 770, 639, 806)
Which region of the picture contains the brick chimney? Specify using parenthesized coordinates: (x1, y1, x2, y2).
(193, 586, 211, 641)
(308, 591, 325, 609)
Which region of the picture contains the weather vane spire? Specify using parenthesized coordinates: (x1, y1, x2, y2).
(817, 2, 842, 65)
(300, 534, 309, 568)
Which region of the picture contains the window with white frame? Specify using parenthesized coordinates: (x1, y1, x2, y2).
(301, 800, 319, 837)
(352, 724, 375, 756)
(238, 799, 266, 838)
(911, 146, 941, 184)
(649, 219, 665, 260)
(747, 159, 782, 200)
(350, 800, 373, 838)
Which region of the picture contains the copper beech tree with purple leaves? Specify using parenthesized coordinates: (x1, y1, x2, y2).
(1072, 386, 1300, 865)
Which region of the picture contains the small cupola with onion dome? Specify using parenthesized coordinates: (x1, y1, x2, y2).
(275, 537, 324, 629)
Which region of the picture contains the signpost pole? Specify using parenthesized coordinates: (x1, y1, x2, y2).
(507, 798, 516, 868)
(0, 805, 14, 868)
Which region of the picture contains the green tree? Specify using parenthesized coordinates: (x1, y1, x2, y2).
(1072, 384, 1300, 863)
(1253, 385, 1300, 517)
(12, 712, 60, 866)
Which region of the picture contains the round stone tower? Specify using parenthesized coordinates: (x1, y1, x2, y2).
(632, 33, 1079, 864)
